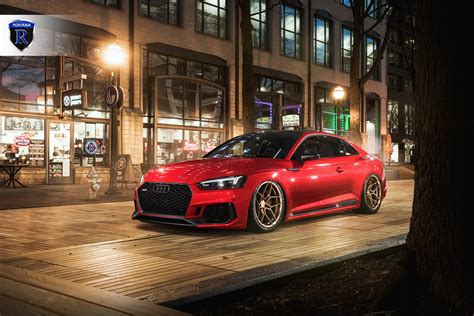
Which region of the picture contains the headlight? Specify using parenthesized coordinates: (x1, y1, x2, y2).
(138, 175, 145, 186)
(197, 176, 246, 190)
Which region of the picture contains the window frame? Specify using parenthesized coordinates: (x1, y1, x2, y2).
(341, 26, 353, 73)
(196, 0, 228, 39)
(339, 0, 352, 8)
(280, 3, 303, 60)
(365, 35, 380, 80)
(139, 0, 180, 25)
(313, 15, 332, 67)
(251, 0, 269, 51)
(87, 0, 121, 9)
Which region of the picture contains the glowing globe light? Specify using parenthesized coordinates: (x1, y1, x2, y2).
(103, 43, 125, 66)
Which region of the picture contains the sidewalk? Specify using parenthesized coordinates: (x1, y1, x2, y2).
(0, 184, 135, 210)
(0, 180, 413, 313)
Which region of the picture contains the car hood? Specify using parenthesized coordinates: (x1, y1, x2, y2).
(144, 158, 288, 184)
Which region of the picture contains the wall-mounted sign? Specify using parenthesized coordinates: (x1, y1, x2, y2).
(9, 20, 35, 51)
(282, 114, 300, 127)
(84, 139, 99, 155)
(63, 89, 87, 109)
(14, 135, 31, 147)
(104, 85, 124, 108)
(184, 141, 199, 152)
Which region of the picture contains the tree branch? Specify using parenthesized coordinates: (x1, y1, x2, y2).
(250, 0, 282, 17)
(360, 8, 396, 88)
(363, 5, 391, 34)
(363, 0, 376, 17)
(362, 2, 390, 19)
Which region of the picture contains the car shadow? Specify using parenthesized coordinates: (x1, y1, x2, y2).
(133, 210, 362, 235)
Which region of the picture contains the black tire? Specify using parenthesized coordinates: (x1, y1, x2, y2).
(354, 175, 383, 214)
(248, 181, 285, 233)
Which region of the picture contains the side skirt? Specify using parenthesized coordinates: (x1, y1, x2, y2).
(288, 199, 358, 218)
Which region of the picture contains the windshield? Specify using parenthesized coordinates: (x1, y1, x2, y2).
(204, 132, 301, 159)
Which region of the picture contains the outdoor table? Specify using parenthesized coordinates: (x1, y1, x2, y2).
(0, 164, 28, 188)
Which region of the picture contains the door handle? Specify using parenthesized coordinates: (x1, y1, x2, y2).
(336, 167, 344, 173)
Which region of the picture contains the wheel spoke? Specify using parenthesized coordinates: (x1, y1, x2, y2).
(254, 181, 284, 229)
(365, 176, 381, 210)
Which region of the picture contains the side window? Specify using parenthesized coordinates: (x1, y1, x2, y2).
(318, 136, 357, 158)
(291, 136, 320, 160)
(317, 136, 340, 158)
(292, 136, 359, 160)
(337, 139, 359, 156)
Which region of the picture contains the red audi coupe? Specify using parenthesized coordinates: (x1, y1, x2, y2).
(132, 131, 386, 232)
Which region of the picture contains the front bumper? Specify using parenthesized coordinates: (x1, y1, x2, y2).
(132, 182, 252, 229)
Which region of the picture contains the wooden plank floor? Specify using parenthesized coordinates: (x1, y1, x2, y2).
(0, 180, 413, 310)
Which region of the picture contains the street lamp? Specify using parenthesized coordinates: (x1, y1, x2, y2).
(104, 43, 125, 196)
(103, 43, 126, 67)
(332, 86, 345, 136)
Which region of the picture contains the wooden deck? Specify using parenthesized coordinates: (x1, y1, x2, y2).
(0, 180, 413, 313)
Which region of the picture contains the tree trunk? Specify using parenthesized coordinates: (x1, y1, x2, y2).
(349, 0, 363, 145)
(240, 0, 255, 134)
(405, 0, 473, 311)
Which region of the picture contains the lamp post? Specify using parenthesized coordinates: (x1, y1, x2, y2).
(332, 86, 345, 136)
(103, 43, 125, 196)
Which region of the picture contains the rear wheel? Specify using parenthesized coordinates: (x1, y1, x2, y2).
(354, 175, 382, 214)
(248, 181, 285, 232)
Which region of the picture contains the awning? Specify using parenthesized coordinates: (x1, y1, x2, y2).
(0, 4, 116, 41)
(147, 42, 228, 67)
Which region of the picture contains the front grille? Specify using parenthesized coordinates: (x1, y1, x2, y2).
(137, 182, 192, 216)
(202, 203, 236, 224)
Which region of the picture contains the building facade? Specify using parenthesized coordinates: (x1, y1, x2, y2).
(0, 0, 389, 185)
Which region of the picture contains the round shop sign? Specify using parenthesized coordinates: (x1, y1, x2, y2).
(104, 85, 120, 108)
(63, 95, 71, 107)
(84, 140, 99, 155)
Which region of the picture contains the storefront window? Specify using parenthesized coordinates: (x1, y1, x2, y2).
(0, 116, 45, 166)
(144, 51, 226, 165)
(156, 128, 222, 165)
(254, 75, 303, 130)
(0, 57, 52, 114)
(156, 128, 183, 164)
(73, 122, 109, 167)
(315, 87, 350, 136)
(63, 58, 110, 119)
(156, 78, 224, 128)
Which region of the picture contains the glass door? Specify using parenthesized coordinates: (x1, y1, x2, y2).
(48, 121, 73, 184)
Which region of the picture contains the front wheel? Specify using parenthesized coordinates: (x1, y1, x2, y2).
(248, 181, 285, 233)
(354, 175, 383, 214)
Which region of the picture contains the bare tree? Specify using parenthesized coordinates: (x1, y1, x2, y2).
(348, 0, 395, 144)
(376, 0, 473, 312)
(239, 0, 283, 134)
(240, 0, 255, 134)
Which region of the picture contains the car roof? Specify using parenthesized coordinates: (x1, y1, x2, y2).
(250, 130, 339, 138)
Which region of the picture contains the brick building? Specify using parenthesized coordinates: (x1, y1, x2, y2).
(0, 0, 388, 185)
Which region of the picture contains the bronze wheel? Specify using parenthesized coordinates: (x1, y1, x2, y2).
(249, 181, 285, 232)
(364, 175, 382, 210)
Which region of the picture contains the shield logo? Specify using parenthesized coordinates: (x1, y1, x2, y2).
(9, 20, 35, 51)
